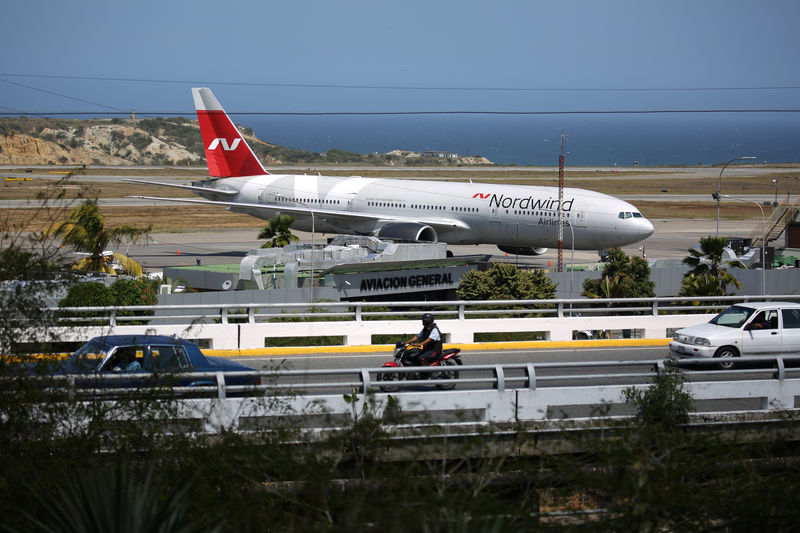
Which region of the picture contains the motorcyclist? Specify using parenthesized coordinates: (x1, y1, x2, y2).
(403, 313, 443, 366)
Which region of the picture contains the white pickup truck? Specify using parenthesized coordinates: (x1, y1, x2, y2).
(669, 301, 800, 368)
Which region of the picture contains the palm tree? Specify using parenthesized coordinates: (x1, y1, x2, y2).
(258, 214, 298, 248)
(51, 199, 150, 276)
(681, 236, 743, 296)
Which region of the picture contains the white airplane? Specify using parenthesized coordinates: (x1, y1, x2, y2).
(130, 87, 654, 256)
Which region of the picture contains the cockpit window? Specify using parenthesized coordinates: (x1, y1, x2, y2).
(618, 212, 633, 219)
(633, 212, 643, 218)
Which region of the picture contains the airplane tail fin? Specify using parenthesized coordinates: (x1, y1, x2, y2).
(192, 87, 268, 177)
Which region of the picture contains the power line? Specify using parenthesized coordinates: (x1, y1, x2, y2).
(0, 78, 126, 113)
(1, 72, 800, 93)
(2, 109, 799, 117)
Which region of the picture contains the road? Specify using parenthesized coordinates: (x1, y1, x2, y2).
(233, 345, 772, 415)
(236, 345, 667, 371)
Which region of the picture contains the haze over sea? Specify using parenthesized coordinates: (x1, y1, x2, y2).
(247, 113, 800, 167)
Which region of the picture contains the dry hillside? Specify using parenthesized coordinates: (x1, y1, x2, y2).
(0, 117, 493, 167)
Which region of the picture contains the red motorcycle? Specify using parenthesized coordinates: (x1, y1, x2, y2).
(378, 342, 462, 392)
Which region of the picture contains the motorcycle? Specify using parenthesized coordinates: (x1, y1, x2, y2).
(377, 342, 463, 392)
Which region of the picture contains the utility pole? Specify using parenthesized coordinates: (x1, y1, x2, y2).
(557, 134, 567, 272)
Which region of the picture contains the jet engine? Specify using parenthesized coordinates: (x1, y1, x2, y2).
(497, 245, 548, 256)
(376, 222, 438, 243)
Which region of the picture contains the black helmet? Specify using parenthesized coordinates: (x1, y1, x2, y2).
(421, 313, 434, 325)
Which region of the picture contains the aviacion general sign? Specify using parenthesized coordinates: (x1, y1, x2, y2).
(360, 272, 454, 292)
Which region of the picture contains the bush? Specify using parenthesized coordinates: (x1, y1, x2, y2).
(623, 359, 693, 430)
(110, 277, 158, 307)
(59, 281, 114, 307)
(457, 263, 557, 301)
(59, 278, 157, 324)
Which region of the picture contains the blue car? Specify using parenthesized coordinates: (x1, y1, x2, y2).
(61, 335, 260, 392)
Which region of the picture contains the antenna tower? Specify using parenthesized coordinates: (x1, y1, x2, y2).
(557, 134, 567, 272)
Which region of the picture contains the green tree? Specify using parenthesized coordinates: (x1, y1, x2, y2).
(679, 235, 743, 297)
(59, 282, 114, 308)
(258, 214, 299, 248)
(60, 278, 157, 308)
(456, 263, 557, 301)
(0, 246, 58, 280)
(51, 199, 150, 276)
(583, 247, 654, 299)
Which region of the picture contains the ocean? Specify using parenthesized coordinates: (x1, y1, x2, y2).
(244, 112, 800, 167)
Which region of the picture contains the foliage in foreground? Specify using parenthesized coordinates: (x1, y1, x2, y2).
(2, 359, 800, 532)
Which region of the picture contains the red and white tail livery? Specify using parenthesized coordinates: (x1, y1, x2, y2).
(193, 87, 268, 178)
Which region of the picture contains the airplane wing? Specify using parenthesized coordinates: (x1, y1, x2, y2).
(121, 179, 239, 196)
(127, 195, 470, 231)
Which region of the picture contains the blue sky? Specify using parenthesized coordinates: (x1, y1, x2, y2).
(1, 0, 799, 117)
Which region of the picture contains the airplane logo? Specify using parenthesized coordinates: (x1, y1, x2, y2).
(207, 138, 241, 151)
(472, 193, 491, 199)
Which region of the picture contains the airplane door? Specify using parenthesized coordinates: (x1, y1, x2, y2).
(570, 211, 588, 227)
(501, 216, 519, 245)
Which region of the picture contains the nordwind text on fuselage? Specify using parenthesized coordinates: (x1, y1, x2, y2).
(475, 193, 574, 212)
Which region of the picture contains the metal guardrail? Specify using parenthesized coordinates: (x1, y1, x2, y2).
(52, 294, 800, 327)
(46, 355, 800, 398)
(24, 356, 800, 436)
(36, 294, 800, 350)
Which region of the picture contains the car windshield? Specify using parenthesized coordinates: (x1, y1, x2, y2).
(709, 305, 755, 328)
(69, 339, 112, 372)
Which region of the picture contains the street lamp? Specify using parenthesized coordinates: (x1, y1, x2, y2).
(276, 195, 315, 302)
(773, 178, 778, 206)
(713, 192, 766, 296)
(716, 156, 756, 237)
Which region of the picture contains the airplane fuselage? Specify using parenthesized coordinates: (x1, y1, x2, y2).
(210, 173, 653, 250)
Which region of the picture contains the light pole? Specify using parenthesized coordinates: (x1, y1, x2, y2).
(773, 178, 778, 206)
(714, 192, 766, 296)
(276, 195, 315, 302)
(716, 156, 756, 237)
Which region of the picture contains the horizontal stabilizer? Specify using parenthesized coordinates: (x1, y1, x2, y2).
(121, 179, 239, 196)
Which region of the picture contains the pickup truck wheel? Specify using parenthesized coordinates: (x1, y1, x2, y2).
(714, 346, 739, 370)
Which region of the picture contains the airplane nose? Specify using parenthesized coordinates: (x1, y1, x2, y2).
(640, 217, 655, 239)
